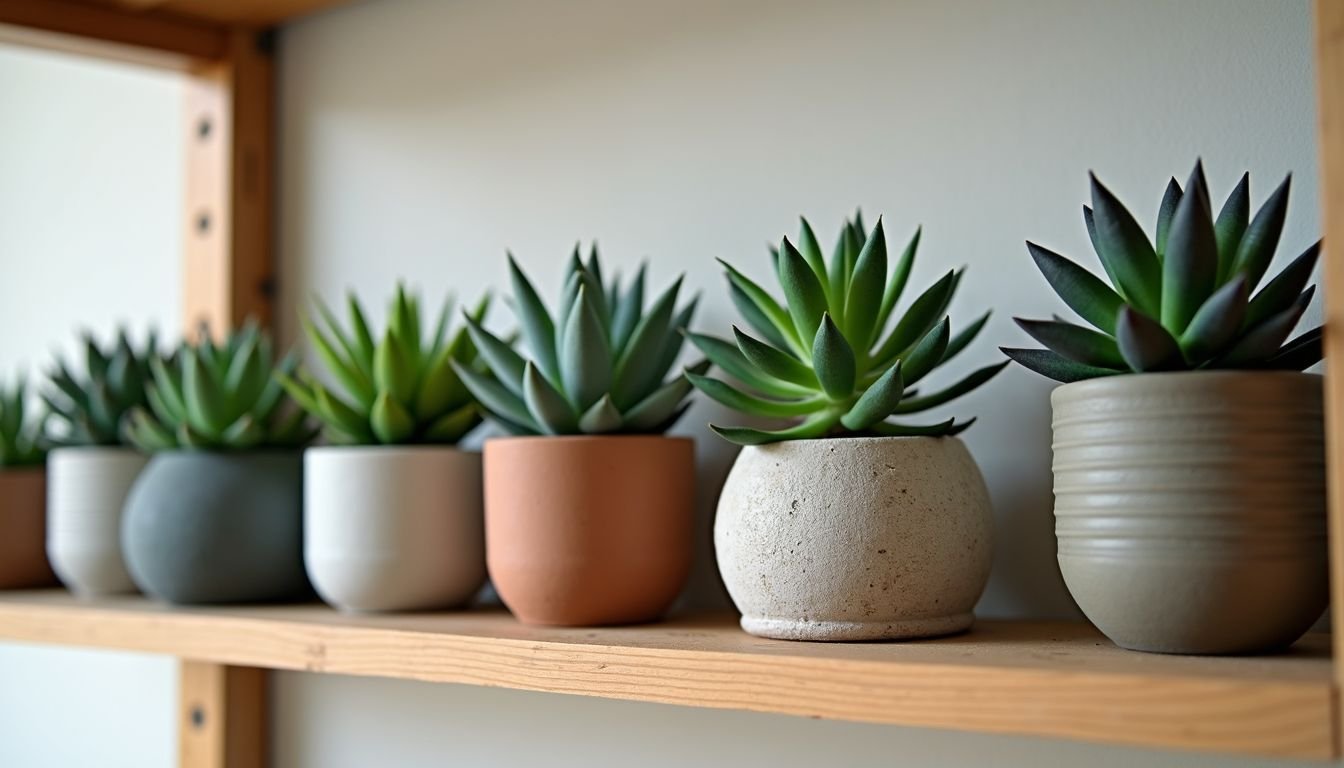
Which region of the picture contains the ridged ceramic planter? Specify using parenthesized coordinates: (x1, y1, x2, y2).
(716, 436, 993, 641)
(305, 446, 486, 612)
(122, 451, 309, 605)
(1052, 371, 1327, 655)
(47, 447, 147, 596)
(484, 436, 693, 626)
(0, 468, 56, 589)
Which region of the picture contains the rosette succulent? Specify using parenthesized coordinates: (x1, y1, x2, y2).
(42, 330, 167, 446)
(278, 286, 490, 445)
(687, 213, 1006, 445)
(123, 323, 316, 451)
(454, 246, 702, 435)
(1004, 162, 1322, 381)
(0, 380, 45, 467)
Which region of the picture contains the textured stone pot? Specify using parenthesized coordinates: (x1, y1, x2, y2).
(305, 446, 486, 612)
(47, 447, 147, 596)
(484, 435, 693, 626)
(122, 451, 309, 604)
(717, 436, 992, 642)
(0, 468, 56, 589)
(1052, 371, 1327, 655)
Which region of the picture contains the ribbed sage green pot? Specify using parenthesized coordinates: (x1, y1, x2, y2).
(1052, 371, 1327, 655)
(122, 451, 309, 605)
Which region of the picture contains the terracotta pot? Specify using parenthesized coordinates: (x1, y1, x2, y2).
(47, 447, 147, 596)
(1053, 371, 1327, 654)
(716, 436, 993, 641)
(484, 435, 693, 626)
(305, 446, 486, 612)
(0, 468, 56, 588)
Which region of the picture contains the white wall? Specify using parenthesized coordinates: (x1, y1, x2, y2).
(0, 0, 1324, 765)
(0, 44, 182, 768)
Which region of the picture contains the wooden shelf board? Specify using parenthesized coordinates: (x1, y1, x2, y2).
(0, 591, 1332, 760)
(89, 0, 351, 27)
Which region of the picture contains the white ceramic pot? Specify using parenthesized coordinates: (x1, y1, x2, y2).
(46, 447, 147, 596)
(716, 436, 993, 641)
(305, 446, 486, 612)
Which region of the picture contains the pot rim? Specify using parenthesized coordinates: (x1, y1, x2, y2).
(49, 445, 145, 456)
(306, 444, 479, 458)
(1052, 369, 1322, 401)
(483, 434, 694, 448)
(741, 434, 965, 449)
(148, 448, 306, 460)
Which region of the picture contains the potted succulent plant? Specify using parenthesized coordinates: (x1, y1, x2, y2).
(121, 323, 317, 605)
(42, 330, 165, 596)
(455, 246, 703, 626)
(0, 379, 55, 589)
(279, 286, 491, 613)
(688, 213, 1006, 642)
(1003, 162, 1325, 655)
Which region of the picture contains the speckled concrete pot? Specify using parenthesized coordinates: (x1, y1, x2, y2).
(1053, 371, 1327, 655)
(47, 447, 147, 596)
(122, 451, 309, 605)
(716, 436, 993, 642)
(305, 446, 486, 612)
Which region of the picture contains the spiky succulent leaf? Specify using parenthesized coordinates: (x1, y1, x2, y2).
(0, 379, 45, 467)
(43, 329, 168, 447)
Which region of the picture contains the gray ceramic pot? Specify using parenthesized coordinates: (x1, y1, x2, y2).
(122, 451, 309, 604)
(1052, 371, 1327, 655)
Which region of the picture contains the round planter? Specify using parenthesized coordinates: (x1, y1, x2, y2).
(47, 447, 147, 596)
(0, 468, 56, 589)
(716, 436, 993, 642)
(484, 435, 693, 626)
(1052, 371, 1327, 655)
(305, 446, 486, 612)
(122, 451, 309, 605)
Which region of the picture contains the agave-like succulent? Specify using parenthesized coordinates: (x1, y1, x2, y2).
(1004, 162, 1322, 381)
(453, 245, 702, 435)
(687, 213, 1006, 445)
(278, 286, 489, 445)
(123, 323, 316, 451)
(0, 380, 45, 467)
(42, 330, 167, 447)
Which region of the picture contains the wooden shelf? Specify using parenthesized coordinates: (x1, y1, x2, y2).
(0, 590, 1332, 760)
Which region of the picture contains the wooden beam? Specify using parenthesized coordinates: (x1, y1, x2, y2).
(182, 28, 275, 338)
(1314, 0, 1344, 756)
(179, 661, 267, 768)
(0, 0, 226, 61)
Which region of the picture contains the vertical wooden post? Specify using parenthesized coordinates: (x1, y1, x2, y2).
(183, 28, 275, 338)
(1314, 0, 1344, 754)
(179, 661, 267, 768)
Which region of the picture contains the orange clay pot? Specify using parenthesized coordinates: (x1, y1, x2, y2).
(0, 468, 56, 589)
(484, 435, 694, 626)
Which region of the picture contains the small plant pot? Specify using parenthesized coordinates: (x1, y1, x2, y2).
(0, 468, 56, 589)
(1052, 371, 1328, 655)
(716, 436, 993, 642)
(484, 435, 693, 626)
(46, 447, 147, 596)
(122, 451, 309, 605)
(305, 446, 486, 612)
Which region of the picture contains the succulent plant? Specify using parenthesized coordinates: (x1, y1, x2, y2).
(123, 323, 317, 451)
(1004, 162, 1323, 381)
(686, 213, 1006, 445)
(0, 380, 45, 467)
(454, 245, 702, 435)
(42, 330, 167, 447)
(278, 286, 490, 445)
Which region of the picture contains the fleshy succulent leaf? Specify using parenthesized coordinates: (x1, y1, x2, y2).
(1161, 163, 1219, 334)
(1116, 307, 1184, 372)
(1243, 241, 1320, 332)
(577, 394, 623, 433)
(1217, 287, 1313, 367)
(779, 238, 830, 353)
(892, 362, 1009, 414)
(1013, 317, 1124, 369)
(840, 360, 902, 431)
(1214, 172, 1250, 281)
(811, 313, 856, 400)
(1089, 173, 1162, 316)
(735, 327, 817, 389)
(1155, 177, 1182, 260)
(508, 254, 560, 384)
(1026, 242, 1125, 335)
(523, 361, 577, 435)
(1179, 275, 1249, 363)
(1232, 174, 1291, 291)
(844, 218, 887, 351)
(1000, 347, 1122, 383)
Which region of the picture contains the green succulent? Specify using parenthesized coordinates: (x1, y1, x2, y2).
(278, 286, 490, 445)
(123, 323, 316, 451)
(42, 329, 168, 447)
(454, 245, 702, 435)
(687, 213, 1006, 445)
(1004, 162, 1322, 381)
(0, 379, 45, 467)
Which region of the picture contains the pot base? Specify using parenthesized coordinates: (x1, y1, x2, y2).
(740, 612, 973, 642)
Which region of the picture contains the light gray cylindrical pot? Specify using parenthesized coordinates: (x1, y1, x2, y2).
(47, 447, 147, 596)
(122, 451, 310, 605)
(716, 436, 993, 641)
(305, 446, 486, 612)
(1052, 371, 1327, 655)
